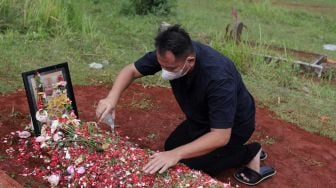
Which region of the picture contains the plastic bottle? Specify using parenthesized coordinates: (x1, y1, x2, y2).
(103, 113, 115, 133)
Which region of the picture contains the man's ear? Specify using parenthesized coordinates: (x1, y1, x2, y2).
(186, 56, 196, 66)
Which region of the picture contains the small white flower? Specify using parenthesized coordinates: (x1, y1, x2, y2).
(53, 132, 63, 142)
(51, 120, 60, 134)
(5, 147, 15, 156)
(47, 174, 60, 187)
(36, 136, 46, 142)
(40, 142, 48, 148)
(76, 166, 85, 174)
(65, 150, 71, 160)
(35, 110, 48, 123)
(44, 157, 51, 163)
(41, 124, 48, 136)
(17, 131, 31, 139)
(120, 157, 126, 163)
(69, 119, 80, 126)
(125, 171, 131, 176)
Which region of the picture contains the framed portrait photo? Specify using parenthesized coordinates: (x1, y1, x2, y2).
(22, 62, 78, 136)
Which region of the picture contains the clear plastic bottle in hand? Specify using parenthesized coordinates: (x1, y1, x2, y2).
(103, 113, 115, 132)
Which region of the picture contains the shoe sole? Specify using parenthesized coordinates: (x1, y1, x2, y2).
(260, 153, 268, 161)
(260, 152, 268, 161)
(234, 170, 276, 186)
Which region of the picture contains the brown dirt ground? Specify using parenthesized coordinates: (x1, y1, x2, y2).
(0, 84, 335, 187)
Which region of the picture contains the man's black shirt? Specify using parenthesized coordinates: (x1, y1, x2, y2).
(134, 41, 255, 139)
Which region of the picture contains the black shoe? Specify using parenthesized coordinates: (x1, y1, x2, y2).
(234, 166, 276, 186)
(260, 150, 267, 161)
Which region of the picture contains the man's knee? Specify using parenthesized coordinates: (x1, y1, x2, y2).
(164, 121, 193, 151)
(164, 137, 174, 151)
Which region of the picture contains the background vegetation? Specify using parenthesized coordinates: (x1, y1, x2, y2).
(0, 0, 335, 140)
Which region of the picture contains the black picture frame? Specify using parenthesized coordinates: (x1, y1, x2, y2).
(22, 62, 78, 136)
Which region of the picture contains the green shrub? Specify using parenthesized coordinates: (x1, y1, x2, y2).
(120, 0, 176, 16)
(0, 0, 95, 37)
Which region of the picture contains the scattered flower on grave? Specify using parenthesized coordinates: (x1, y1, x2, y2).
(0, 72, 231, 187)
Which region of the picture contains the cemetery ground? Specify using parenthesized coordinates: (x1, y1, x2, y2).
(1, 0, 336, 187)
(0, 84, 335, 187)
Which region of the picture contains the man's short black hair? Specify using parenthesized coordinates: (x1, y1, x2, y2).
(155, 24, 194, 59)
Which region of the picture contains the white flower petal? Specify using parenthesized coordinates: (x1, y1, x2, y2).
(47, 174, 60, 187)
(76, 166, 85, 174)
(53, 132, 63, 142)
(65, 150, 71, 160)
(18, 131, 31, 139)
(35, 110, 48, 123)
(36, 136, 46, 142)
(51, 120, 59, 134)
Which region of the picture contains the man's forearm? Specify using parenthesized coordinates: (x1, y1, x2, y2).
(96, 64, 143, 121)
(107, 64, 142, 103)
(173, 129, 231, 160)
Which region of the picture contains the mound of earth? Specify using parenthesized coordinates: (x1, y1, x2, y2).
(0, 84, 335, 187)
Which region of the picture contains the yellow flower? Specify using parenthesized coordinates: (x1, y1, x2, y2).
(47, 94, 70, 117)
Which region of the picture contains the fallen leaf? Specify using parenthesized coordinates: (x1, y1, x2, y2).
(75, 155, 85, 165)
(320, 115, 330, 124)
(102, 143, 110, 150)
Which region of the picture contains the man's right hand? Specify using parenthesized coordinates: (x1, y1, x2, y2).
(96, 97, 116, 123)
(95, 63, 143, 123)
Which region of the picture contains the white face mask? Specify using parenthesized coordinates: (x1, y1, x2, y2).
(161, 62, 189, 81)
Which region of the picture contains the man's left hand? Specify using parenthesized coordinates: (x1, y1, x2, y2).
(143, 151, 180, 174)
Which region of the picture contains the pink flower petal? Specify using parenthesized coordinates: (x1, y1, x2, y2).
(76, 166, 85, 174)
(36, 136, 46, 142)
(18, 131, 31, 139)
(67, 165, 75, 175)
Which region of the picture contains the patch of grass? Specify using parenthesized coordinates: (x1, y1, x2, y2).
(261, 136, 276, 145)
(275, 0, 336, 7)
(0, 0, 96, 37)
(23, 182, 33, 188)
(9, 107, 22, 118)
(245, 76, 336, 140)
(9, 172, 17, 179)
(0, 154, 7, 161)
(147, 133, 157, 140)
(107, 158, 118, 166)
(237, 0, 336, 58)
(130, 96, 156, 110)
(210, 37, 336, 140)
(87, 123, 99, 135)
(120, 0, 177, 16)
(302, 158, 325, 167)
